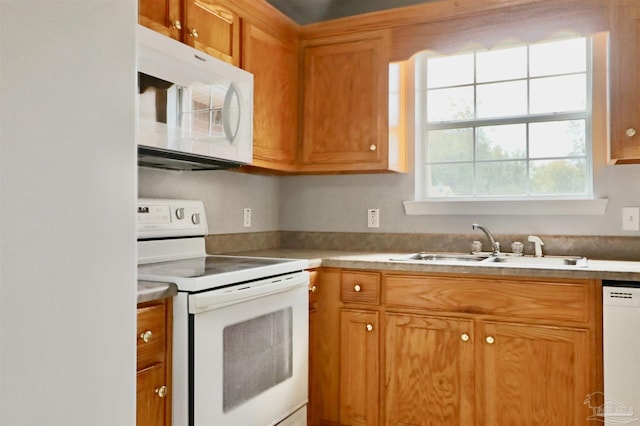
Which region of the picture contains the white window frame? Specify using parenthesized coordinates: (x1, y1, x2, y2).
(404, 33, 609, 216)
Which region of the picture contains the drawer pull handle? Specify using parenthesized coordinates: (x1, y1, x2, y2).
(626, 128, 637, 137)
(354, 284, 362, 292)
(366, 324, 373, 332)
(140, 331, 153, 343)
(155, 385, 168, 398)
(309, 285, 317, 293)
(189, 28, 199, 38)
(485, 336, 495, 345)
(172, 20, 182, 30)
(461, 333, 470, 342)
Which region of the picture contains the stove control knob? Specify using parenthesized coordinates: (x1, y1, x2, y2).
(176, 208, 185, 220)
(191, 213, 201, 225)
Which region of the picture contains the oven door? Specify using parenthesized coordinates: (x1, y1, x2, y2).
(187, 271, 309, 426)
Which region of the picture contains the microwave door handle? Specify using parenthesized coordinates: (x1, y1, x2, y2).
(222, 83, 241, 144)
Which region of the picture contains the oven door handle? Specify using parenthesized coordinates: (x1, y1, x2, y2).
(188, 271, 309, 314)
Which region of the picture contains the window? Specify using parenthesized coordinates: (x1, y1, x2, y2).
(414, 36, 593, 200)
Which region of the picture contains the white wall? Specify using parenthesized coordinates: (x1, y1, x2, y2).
(0, 2, 137, 425)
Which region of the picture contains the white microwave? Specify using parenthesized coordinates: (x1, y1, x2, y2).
(137, 25, 253, 171)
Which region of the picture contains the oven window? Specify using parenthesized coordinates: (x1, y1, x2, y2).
(223, 307, 293, 412)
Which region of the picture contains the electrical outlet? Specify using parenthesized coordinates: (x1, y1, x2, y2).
(622, 207, 640, 231)
(243, 208, 252, 228)
(367, 208, 380, 228)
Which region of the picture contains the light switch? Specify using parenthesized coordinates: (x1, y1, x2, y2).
(622, 207, 640, 231)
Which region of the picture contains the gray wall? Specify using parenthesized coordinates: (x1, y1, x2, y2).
(139, 161, 640, 237)
(279, 164, 640, 236)
(139, 167, 280, 233)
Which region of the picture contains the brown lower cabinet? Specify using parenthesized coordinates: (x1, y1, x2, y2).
(137, 298, 173, 426)
(309, 268, 602, 426)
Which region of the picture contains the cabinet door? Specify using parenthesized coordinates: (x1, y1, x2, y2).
(137, 364, 169, 426)
(138, 0, 182, 40)
(301, 31, 392, 172)
(183, 0, 241, 65)
(308, 271, 319, 425)
(341, 309, 379, 426)
(385, 313, 475, 426)
(243, 22, 299, 171)
(609, 0, 640, 163)
(314, 269, 342, 425)
(481, 321, 591, 425)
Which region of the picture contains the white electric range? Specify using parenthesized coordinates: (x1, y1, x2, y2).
(137, 198, 309, 426)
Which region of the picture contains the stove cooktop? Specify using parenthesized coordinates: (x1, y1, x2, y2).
(138, 254, 309, 292)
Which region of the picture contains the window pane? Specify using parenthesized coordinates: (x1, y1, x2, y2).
(427, 86, 474, 122)
(476, 161, 527, 195)
(427, 128, 473, 162)
(426, 163, 473, 197)
(529, 159, 587, 195)
(529, 120, 586, 158)
(530, 75, 586, 114)
(477, 124, 526, 160)
(530, 38, 586, 77)
(477, 81, 527, 118)
(476, 46, 527, 83)
(427, 53, 474, 88)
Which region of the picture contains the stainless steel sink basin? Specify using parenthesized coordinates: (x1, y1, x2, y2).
(485, 255, 588, 267)
(390, 252, 588, 267)
(390, 252, 490, 263)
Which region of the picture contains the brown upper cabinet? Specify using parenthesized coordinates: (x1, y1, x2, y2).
(138, 0, 241, 65)
(299, 31, 406, 173)
(138, 0, 182, 40)
(140, 0, 639, 170)
(609, 0, 640, 163)
(243, 21, 299, 172)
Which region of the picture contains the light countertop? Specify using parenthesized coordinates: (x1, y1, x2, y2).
(228, 248, 640, 282)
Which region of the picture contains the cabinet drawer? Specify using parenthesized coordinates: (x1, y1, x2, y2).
(384, 274, 591, 323)
(341, 271, 380, 305)
(137, 302, 167, 370)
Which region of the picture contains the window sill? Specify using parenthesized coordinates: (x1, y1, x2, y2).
(403, 198, 609, 216)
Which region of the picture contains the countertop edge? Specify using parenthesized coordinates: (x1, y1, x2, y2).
(137, 280, 178, 304)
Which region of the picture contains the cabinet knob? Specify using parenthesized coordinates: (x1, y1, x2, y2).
(155, 385, 168, 398)
(485, 336, 495, 344)
(369, 144, 377, 152)
(189, 28, 199, 38)
(461, 333, 470, 342)
(353, 284, 361, 292)
(172, 20, 182, 30)
(626, 128, 637, 137)
(140, 330, 153, 343)
(366, 324, 373, 332)
(309, 285, 317, 293)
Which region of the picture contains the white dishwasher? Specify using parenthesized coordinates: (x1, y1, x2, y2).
(603, 281, 640, 425)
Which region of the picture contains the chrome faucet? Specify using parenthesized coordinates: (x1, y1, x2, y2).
(472, 223, 500, 255)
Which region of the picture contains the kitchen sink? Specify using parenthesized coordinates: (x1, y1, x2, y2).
(390, 252, 588, 267)
(390, 252, 490, 263)
(486, 255, 588, 267)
